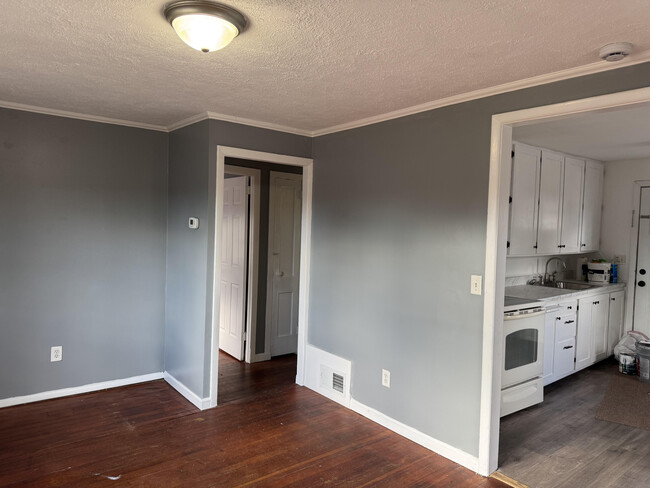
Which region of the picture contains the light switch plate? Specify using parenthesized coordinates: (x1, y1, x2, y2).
(471, 275, 482, 295)
(188, 217, 199, 229)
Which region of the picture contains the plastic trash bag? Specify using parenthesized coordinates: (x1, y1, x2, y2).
(614, 331, 650, 359)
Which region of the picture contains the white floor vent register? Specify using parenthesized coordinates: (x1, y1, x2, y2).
(320, 364, 347, 397)
(332, 372, 345, 394)
(305, 345, 352, 407)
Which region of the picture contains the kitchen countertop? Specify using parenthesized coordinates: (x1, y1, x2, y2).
(505, 281, 627, 302)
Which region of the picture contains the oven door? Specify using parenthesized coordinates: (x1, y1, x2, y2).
(502, 309, 545, 389)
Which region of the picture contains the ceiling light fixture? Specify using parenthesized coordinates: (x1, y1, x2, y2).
(164, 1, 246, 53)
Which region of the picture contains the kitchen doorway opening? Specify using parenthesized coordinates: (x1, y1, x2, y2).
(479, 86, 650, 476)
(209, 147, 313, 409)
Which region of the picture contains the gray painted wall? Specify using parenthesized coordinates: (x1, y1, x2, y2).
(165, 119, 311, 399)
(0, 108, 168, 399)
(164, 120, 211, 396)
(310, 62, 650, 456)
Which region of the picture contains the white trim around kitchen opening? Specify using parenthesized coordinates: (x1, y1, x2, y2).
(479, 86, 650, 476)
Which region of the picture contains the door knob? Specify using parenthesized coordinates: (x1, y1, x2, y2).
(275, 271, 284, 277)
(639, 280, 646, 287)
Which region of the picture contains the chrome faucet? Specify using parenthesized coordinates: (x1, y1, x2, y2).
(544, 257, 567, 285)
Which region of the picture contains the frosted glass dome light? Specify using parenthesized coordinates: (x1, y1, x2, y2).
(164, 1, 246, 53)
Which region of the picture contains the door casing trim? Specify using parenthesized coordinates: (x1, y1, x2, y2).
(210, 146, 314, 408)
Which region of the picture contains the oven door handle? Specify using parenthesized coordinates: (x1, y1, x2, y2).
(504, 309, 546, 321)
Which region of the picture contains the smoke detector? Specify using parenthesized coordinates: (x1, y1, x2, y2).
(599, 42, 633, 62)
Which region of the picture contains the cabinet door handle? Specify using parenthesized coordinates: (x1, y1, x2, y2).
(639, 281, 646, 288)
(567, 306, 573, 310)
(611, 297, 615, 301)
(558, 245, 566, 248)
(564, 320, 574, 324)
(593, 301, 600, 305)
(563, 345, 574, 350)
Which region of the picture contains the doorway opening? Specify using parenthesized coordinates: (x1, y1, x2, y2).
(218, 159, 303, 404)
(210, 147, 313, 409)
(479, 86, 650, 477)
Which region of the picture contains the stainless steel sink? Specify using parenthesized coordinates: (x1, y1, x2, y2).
(544, 281, 594, 290)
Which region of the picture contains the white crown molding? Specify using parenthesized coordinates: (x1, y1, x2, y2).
(311, 50, 650, 137)
(204, 111, 312, 137)
(0, 100, 168, 132)
(4, 52, 650, 138)
(166, 112, 210, 132)
(155, 110, 314, 137)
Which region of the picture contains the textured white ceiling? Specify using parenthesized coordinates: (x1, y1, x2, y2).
(514, 104, 650, 162)
(2, 1, 650, 133)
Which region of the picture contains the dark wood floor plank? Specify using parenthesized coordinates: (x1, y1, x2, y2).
(0, 352, 507, 487)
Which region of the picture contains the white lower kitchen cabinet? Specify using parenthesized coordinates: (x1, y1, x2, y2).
(576, 292, 610, 371)
(607, 290, 625, 355)
(543, 300, 577, 385)
(554, 337, 576, 380)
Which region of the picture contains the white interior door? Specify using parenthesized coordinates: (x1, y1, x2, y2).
(219, 175, 249, 360)
(267, 172, 302, 357)
(633, 186, 650, 337)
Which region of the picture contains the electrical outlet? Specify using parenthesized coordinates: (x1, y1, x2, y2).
(613, 255, 626, 264)
(381, 369, 390, 388)
(471, 275, 482, 295)
(51, 346, 62, 362)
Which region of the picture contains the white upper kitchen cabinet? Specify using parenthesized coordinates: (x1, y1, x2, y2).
(560, 157, 585, 253)
(580, 160, 604, 252)
(508, 143, 540, 256)
(536, 150, 564, 255)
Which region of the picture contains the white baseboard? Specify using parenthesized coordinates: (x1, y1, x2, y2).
(163, 371, 210, 410)
(0, 372, 164, 408)
(349, 398, 479, 474)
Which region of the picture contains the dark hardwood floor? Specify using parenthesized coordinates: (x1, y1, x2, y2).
(0, 354, 508, 487)
(498, 358, 650, 488)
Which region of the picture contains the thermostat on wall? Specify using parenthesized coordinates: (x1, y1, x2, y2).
(188, 217, 199, 229)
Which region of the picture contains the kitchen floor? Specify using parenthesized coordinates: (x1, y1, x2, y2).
(498, 358, 650, 488)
